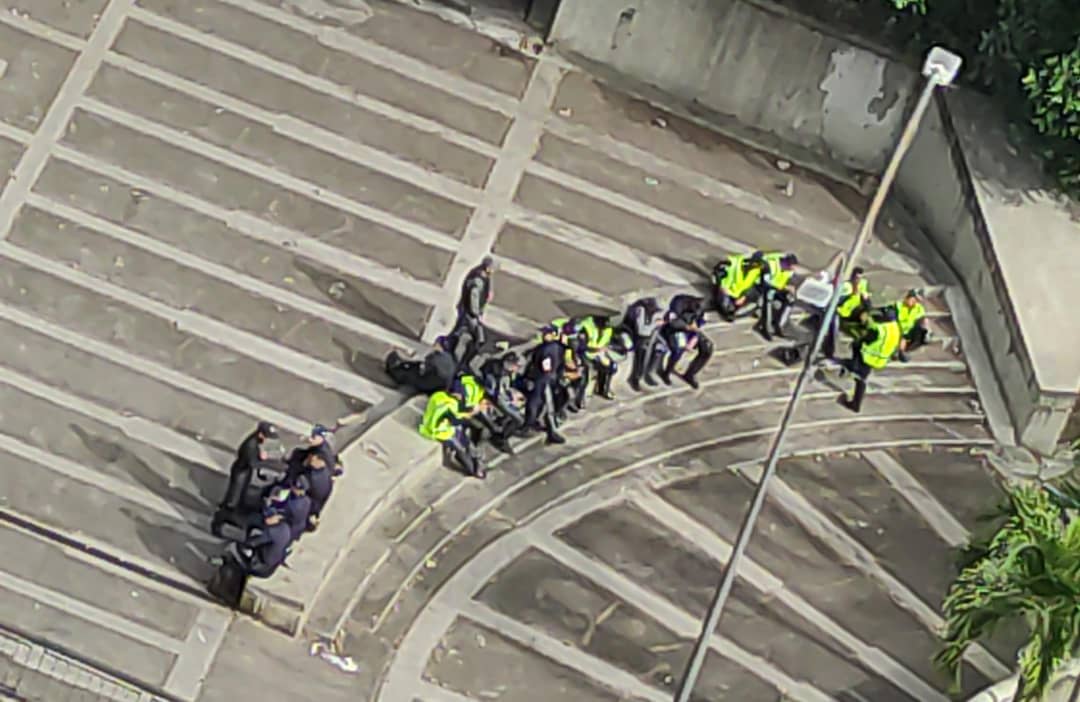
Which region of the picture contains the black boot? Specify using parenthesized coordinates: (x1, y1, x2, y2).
(594, 366, 615, 400)
(544, 414, 566, 445)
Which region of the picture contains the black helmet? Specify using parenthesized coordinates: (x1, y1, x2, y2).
(880, 306, 898, 322)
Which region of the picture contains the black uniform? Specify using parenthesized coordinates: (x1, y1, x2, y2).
(447, 261, 492, 369)
(660, 295, 714, 388)
(385, 344, 457, 393)
(240, 520, 292, 578)
(478, 354, 524, 449)
(220, 430, 262, 511)
(620, 298, 668, 390)
(523, 335, 566, 444)
(284, 492, 312, 542)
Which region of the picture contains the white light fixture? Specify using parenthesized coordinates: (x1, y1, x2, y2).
(923, 46, 963, 86)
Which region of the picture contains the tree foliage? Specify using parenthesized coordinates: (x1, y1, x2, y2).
(877, 0, 1080, 193)
(936, 480, 1080, 701)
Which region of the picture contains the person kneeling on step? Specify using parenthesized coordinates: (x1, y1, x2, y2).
(713, 251, 765, 321)
(419, 383, 488, 479)
(893, 289, 929, 363)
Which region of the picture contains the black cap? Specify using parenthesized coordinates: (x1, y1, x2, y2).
(502, 351, 521, 367)
(782, 253, 799, 268)
(257, 421, 278, 439)
(881, 306, 899, 321)
(906, 288, 923, 299)
(481, 255, 495, 270)
(852, 266, 865, 277)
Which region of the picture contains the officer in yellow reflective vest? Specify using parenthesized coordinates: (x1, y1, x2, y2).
(757, 252, 798, 340)
(548, 315, 618, 403)
(894, 289, 928, 363)
(713, 251, 765, 322)
(579, 315, 618, 400)
(824, 267, 871, 359)
(839, 306, 901, 413)
(418, 384, 487, 479)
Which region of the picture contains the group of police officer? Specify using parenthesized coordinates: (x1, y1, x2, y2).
(403, 252, 931, 480)
(397, 257, 717, 479)
(207, 422, 343, 598)
(711, 250, 929, 412)
(206, 250, 930, 599)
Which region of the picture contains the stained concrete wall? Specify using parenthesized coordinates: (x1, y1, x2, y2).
(548, 0, 1080, 453)
(547, 0, 917, 174)
(894, 93, 1073, 452)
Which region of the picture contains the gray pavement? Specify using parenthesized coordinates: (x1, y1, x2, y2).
(0, 0, 1019, 700)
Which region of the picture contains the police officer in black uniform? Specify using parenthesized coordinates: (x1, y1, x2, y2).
(447, 256, 495, 369)
(660, 294, 714, 389)
(385, 335, 457, 393)
(478, 351, 525, 453)
(219, 421, 277, 512)
(523, 325, 567, 445)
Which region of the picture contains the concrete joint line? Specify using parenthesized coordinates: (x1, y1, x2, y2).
(0, 0, 134, 240)
(125, 7, 500, 159)
(0, 242, 392, 405)
(530, 533, 834, 702)
(0, 7, 85, 52)
(48, 144, 437, 342)
(0, 428, 209, 528)
(422, 61, 564, 342)
(631, 491, 948, 702)
(368, 405, 982, 633)
(748, 469, 1011, 680)
(99, 51, 483, 210)
(72, 99, 584, 331)
(0, 299, 310, 435)
(0, 121, 32, 146)
(216, 0, 520, 117)
(78, 97, 463, 254)
(503, 205, 694, 286)
(458, 600, 671, 702)
(162, 608, 231, 701)
(0, 569, 185, 655)
(27, 193, 423, 354)
(862, 450, 970, 548)
(0, 360, 231, 471)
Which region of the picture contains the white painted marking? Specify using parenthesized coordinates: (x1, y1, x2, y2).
(0, 0, 134, 240)
(632, 491, 948, 702)
(413, 680, 480, 702)
(422, 61, 563, 342)
(101, 51, 482, 209)
(0, 569, 186, 653)
(163, 607, 231, 700)
(464, 601, 669, 702)
(0, 514, 217, 608)
(0, 243, 392, 405)
(0, 299, 310, 435)
(0, 428, 208, 527)
(75, 98, 591, 327)
(28, 193, 423, 355)
(862, 450, 970, 548)
(0, 361, 230, 470)
(370, 373, 981, 633)
(0, 7, 85, 51)
(79, 97, 462, 252)
(526, 160, 751, 255)
(534, 531, 835, 702)
(216, 0, 519, 116)
(745, 466, 1011, 680)
(377, 489, 831, 702)
(543, 118, 858, 250)
(0, 122, 32, 145)
(505, 206, 693, 286)
(124, 8, 500, 159)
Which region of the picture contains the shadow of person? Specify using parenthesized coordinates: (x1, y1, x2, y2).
(70, 424, 220, 518)
(120, 506, 219, 584)
(293, 258, 418, 340)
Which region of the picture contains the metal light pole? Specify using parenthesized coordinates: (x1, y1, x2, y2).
(672, 46, 963, 702)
